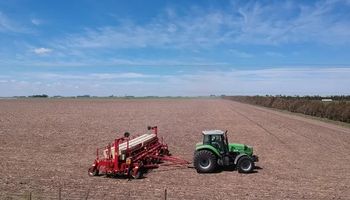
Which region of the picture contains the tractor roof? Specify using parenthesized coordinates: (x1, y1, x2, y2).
(202, 130, 225, 135)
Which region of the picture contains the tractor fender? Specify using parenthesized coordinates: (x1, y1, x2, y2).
(195, 145, 221, 157)
(234, 154, 249, 165)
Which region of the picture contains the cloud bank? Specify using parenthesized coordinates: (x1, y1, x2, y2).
(0, 67, 349, 96)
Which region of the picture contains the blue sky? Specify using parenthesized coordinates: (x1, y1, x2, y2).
(0, 0, 350, 96)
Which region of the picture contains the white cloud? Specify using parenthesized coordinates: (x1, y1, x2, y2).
(31, 19, 42, 26)
(0, 11, 31, 33)
(2, 1, 348, 68)
(0, 12, 18, 32)
(5, 57, 227, 67)
(90, 73, 153, 79)
(33, 48, 52, 55)
(30, 72, 154, 80)
(159, 67, 350, 96)
(229, 49, 254, 58)
(1, 67, 349, 96)
(51, 0, 350, 54)
(265, 51, 284, 57)
(233, 0, 350, 45)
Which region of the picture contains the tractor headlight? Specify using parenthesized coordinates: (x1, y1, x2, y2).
(126, 157, 132, 165)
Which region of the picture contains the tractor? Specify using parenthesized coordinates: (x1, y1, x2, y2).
(194, 130, 258, 173)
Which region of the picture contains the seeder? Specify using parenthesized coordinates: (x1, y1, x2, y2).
(88, 126, 189, 179)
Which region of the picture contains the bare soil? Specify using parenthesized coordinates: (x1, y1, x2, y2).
(0, 99, 349, 199)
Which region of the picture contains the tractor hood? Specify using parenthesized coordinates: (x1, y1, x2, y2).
(229, 143, 253, 155)
(196, 142, 253, 155)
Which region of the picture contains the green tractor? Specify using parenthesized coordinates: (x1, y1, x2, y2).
(194, 130, 259, 173)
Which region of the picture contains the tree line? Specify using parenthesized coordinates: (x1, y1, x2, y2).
(223, 96, 350, 123)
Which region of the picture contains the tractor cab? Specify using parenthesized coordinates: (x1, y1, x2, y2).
(202, 130, 228, 154)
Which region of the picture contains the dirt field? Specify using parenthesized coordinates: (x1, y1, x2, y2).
(0, 99, 349, 199)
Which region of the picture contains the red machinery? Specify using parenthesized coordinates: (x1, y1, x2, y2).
(88, 126, 188, 179)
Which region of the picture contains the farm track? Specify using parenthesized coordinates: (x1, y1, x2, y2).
(0, 99, 349, 199)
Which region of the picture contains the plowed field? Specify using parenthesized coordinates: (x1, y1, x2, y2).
(0, 99, 349, 199)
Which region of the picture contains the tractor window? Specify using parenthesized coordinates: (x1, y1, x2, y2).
(203, 135, 225, 152)
(211, 135, 225, 152)
(203, 135, 210, 144)
(211, 135, 222, 142)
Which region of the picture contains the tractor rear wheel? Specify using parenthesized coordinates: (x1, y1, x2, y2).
(237, 156, 254, 173)
(194, 150, 218, 173)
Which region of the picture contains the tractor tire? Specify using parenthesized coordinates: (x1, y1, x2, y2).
(88, 166, 99, 176)
(194, 150, 218, 173)
(237, 156, 255, 173)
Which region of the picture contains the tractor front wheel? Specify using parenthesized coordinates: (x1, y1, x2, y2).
(194, 150, 218, 173)
(237, 156, 255, 173)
